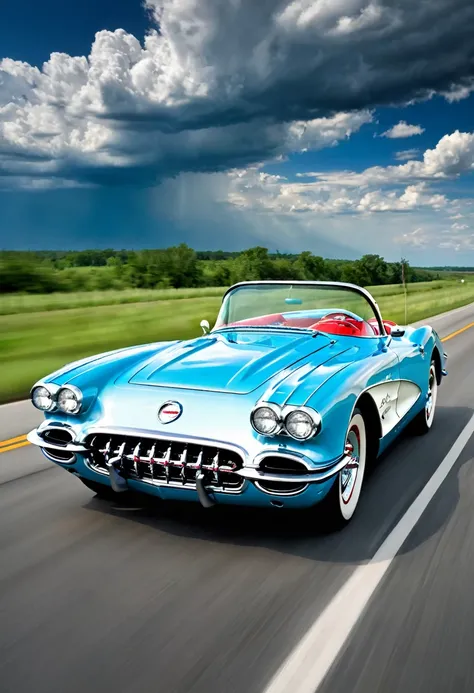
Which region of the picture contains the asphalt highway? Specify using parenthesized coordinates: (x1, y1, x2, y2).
(2, 302, 474, 693)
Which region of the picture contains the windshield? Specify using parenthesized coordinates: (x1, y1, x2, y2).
(214, 283, 383, 337)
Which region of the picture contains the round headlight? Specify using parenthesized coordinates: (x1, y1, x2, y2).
(31, 386, 55, 412)
(57, 387, 82, 415)
(285, 410, 319, 440)
(251, 406, 280, 436)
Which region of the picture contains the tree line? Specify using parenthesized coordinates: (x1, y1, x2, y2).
(0, 246, 440, 294)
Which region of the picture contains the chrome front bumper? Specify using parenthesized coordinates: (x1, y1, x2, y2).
(28, 426, 352, 506)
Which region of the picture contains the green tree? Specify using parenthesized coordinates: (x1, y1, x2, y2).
(230, 246, 274, 282)
(294, 252, 326, 280)
(0, 253, 61, 293)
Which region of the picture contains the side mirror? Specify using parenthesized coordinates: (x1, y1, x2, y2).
(200, 319, 210, 335)
(391, 325, 405, 337)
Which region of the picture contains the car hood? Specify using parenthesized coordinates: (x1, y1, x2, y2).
(127, 330, 344, 395)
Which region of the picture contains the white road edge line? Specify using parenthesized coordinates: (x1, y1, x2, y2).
(263, 412, 474, 693)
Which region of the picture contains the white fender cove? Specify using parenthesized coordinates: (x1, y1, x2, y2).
(366, 380, 421, 437)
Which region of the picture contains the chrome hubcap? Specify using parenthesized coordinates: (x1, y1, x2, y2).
(426, 367, 436, 421)
(341, 430, 360, 503)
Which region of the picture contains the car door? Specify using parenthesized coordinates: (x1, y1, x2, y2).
(389, 330, 426, 420)
(363, 335, 402, 438)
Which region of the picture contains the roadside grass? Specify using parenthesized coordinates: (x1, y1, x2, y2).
(1, 278, 473, 403)
(376, 281, 474, 324)
(0, 297, 221, 404)
(0, 279, 465, 316)
(0, 286, 226, 316)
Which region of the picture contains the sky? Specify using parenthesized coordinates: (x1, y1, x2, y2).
(1, 0, 474, 265)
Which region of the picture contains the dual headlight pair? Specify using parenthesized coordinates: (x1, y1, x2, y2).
(31, 383, 82, 415)
(251, 403, 321, 441)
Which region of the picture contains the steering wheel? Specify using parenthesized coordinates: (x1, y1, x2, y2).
(310, 311, 364, 335)
(317, 312, 361, 325)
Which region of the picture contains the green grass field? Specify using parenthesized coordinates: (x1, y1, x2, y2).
(1, 278, 473, 404)
(0, 286, 226, 316)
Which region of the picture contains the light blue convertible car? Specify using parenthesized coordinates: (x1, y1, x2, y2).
(28, 281, 447, 527)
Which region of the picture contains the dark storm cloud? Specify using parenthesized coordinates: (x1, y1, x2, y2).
(0, 0, 473, 187)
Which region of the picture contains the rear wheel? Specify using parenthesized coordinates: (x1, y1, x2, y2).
(319, 409, 367, 530)
(411, 359, 438, 435)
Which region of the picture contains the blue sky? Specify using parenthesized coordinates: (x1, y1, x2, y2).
(1, 0, 474, 264)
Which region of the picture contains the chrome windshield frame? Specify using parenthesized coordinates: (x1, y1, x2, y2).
(215, 281, 387, 337)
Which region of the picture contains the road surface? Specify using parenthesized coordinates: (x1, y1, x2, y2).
(1, 302, 474, 693)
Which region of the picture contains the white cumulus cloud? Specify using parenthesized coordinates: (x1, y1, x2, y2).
(381, 121, 425, 138)
(394, 148, 421, 161)
(298, 130, 474, 187)
(0, 0, 474, 188)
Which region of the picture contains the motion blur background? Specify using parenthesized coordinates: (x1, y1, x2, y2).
(2, 3, 474, 693)
(2, 246, 474, 405)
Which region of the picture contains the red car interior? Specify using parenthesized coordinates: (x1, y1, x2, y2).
(309, 313, 377, 337)
(229, 312, 385, 337)
(368, 318, 397, 335)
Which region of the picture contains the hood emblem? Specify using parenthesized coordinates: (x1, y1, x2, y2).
(158, 401, 183, 424)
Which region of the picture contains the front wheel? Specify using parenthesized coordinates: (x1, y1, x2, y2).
(411, 359, 438, 435)
(319, 409, 367, 530)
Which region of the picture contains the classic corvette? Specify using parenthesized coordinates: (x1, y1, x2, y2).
(28, 281, 447, 526)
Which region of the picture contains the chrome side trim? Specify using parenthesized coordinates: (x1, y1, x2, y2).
(344, 377, 422, 444)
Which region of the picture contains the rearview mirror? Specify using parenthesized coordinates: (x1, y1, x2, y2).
(391, 325, 405, 337)
(200, 319, 210, 335)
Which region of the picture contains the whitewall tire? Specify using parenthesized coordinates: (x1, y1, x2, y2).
(339, 412, 367, 521)
(412, 359, 438, 435)
(319, 408, 367, 529)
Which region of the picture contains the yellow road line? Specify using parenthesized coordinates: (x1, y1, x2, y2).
(0, 433, 27, 449)
(0, 440, 30, 454)
(0, 320, 471, 455)
(441, 321, 474, 343)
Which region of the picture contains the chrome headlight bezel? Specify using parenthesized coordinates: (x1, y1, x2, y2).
(250, 403, 283, 437)
(30, 382, 60, 412)
(56, 385, 83, 415)
(30, 382, 83, 415)
(283, 406, 322, 441)
(250, 402, 322, 440)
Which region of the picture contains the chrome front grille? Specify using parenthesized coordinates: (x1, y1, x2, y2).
(85, 433, 245, 493)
